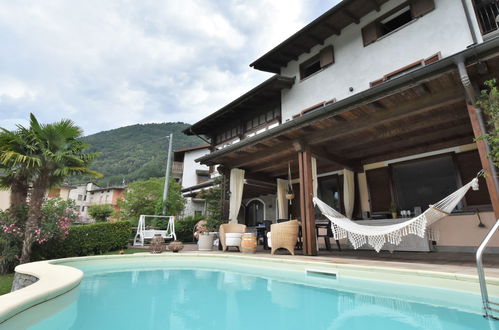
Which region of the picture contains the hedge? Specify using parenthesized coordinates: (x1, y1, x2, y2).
(33, 221, 131, 260)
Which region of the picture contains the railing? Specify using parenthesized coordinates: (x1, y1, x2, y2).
(172, 161, 183, 173)
(476, 218, 499, 319)
(475, 0, 499, 35)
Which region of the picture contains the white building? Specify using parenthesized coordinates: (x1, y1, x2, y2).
(173, 145, 213, 218)
(185, 0, 499, 254)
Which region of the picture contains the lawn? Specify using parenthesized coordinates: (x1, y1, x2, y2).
(0, 273, 14, 296)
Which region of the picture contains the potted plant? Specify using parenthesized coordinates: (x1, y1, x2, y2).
(389, 201, 399, 219)
(197, 182, 223, 251)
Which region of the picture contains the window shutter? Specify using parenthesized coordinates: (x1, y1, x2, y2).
(410, 0, 435, 18)
(319, 46, 334, 68)
(361, 22, 382, 46)
(366, 167, 392, 213)
(455, 151, 491, 206)
(424, 52, 441, 65)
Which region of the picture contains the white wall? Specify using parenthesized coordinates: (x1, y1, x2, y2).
(181, 148, 210, 189)
(280, 0, 477, 121)
(182, 198, 206, 218)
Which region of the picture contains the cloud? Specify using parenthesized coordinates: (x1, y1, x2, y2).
(0, 0, 340, 135)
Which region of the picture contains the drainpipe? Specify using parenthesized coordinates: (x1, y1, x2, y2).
(457, 59, 499, 217)
(460, 0, 479, 45)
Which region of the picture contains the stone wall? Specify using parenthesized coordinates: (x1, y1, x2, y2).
(11, 273, 38, 292)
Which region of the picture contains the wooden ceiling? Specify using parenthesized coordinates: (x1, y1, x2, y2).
(210, 69, 475, 183)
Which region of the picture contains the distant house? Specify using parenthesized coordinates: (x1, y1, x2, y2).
(0, 184, 75, 211)
(173, 144, 213, 218)
(185, 0, 499, 255)
(68, 182, 126, 222)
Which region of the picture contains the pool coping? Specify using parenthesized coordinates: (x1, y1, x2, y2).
(1, 252, 498, 324)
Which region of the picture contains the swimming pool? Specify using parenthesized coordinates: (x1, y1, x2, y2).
(1, 254, 498, 329)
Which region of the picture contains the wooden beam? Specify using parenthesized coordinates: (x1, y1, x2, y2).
(466, 104, 499, 218)
(334, 109, 470, 152)
(324, 22, 341, 35)
(369, 0, 381, 11)
(310, 146, 362, 172)
(347, 122, 472, 159)
(306, 87, 465, 146)
(307, 33, 324, 45)
(225, 141, 293, 168)
(343, 9, 360, 24)
(361, 135, 474, 164)
(298, 150, 317, 256)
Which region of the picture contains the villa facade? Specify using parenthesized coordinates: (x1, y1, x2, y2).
(185, 0, 499, 255)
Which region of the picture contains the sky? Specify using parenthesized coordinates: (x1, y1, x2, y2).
(0, 0, 341, 135)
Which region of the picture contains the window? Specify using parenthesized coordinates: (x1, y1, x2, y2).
(81, 206, 85, 212)
(366, 167, 392, 213)
(391, 156, 458, 211)
(77, 194, 83, 201)
(318, 175, 343, 215)
(455, 150, 491, 207)
(299, 46, 334, 80)
(194, 210, 203, 217)
(362, 0, 435, 46)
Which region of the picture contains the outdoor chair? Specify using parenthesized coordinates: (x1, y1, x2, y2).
(266, 220, 299, 255)
(219, 223, 246, 251)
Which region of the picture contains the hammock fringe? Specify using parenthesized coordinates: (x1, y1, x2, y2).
(314, 178, 479, 252)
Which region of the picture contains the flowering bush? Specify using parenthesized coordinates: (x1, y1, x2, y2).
(0, 198, 79, 274)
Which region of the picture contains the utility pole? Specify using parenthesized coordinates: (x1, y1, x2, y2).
(162, 133, 173, 215)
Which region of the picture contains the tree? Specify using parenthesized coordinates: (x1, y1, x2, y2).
(88, 204, 114, 222)
(0, 114, 101, 264)
(0, 128, 32, 208)
(118, 177, 185, 225)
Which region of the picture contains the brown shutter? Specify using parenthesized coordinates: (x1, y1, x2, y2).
(366, 167, 393, 213)
(362, 22, 382, 46)
(410, 0, 435, 18)
(424, 52, 441, 65)
(319, 45, 334, 68)
(455, 150, 491, 207)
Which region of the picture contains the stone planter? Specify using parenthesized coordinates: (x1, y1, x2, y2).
(198, 233, 215, 251)
(149, 234, 165, 254)
(168, 240, 184, 253)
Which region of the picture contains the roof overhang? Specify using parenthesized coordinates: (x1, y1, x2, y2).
(197, 37, 499, 173)
(183, 75, 295, 136)
(250, 0, 390, 73)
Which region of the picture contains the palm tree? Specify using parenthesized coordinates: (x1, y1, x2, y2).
(0, 128, 33, 208)
(0, 114, 101, 263)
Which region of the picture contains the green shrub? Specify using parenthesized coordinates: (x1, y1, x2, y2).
(33, 221, 131, 259)
(88, 204, 114, 222)
(175, 215, 203, 242)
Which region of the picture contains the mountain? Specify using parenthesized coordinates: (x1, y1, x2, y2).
(74, 122, 204, 186)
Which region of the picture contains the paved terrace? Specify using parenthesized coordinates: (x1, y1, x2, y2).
(135, 243, 499, 278)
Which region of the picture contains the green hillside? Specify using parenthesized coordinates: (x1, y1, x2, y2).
(74, 122, 204, 186)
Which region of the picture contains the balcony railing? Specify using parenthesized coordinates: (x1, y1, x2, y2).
(475, 0, 499, 35)
(172, 161, 183, 173)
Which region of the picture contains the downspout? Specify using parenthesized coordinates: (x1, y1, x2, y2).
(460, 0, 478, 45)
(457, 59, 499, 204)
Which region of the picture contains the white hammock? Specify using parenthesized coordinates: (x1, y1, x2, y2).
(313, 177, 480, 252)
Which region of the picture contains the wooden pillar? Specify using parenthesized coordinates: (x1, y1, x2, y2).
(466, 104, 499, 218)
(298, 149, 317, 256)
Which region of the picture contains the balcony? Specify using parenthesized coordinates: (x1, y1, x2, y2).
(475, 0, 499, 35)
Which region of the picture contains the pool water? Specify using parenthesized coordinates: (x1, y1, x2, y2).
(25, 268, 495, 330)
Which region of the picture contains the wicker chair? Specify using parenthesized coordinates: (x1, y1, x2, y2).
(268, 220, 299, 255)
(219, 224, 247, 251)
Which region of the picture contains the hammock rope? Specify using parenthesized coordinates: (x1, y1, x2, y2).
(313, 174, 481, 252)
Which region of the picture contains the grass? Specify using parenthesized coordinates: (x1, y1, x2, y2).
(0, 273, 14, 296)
